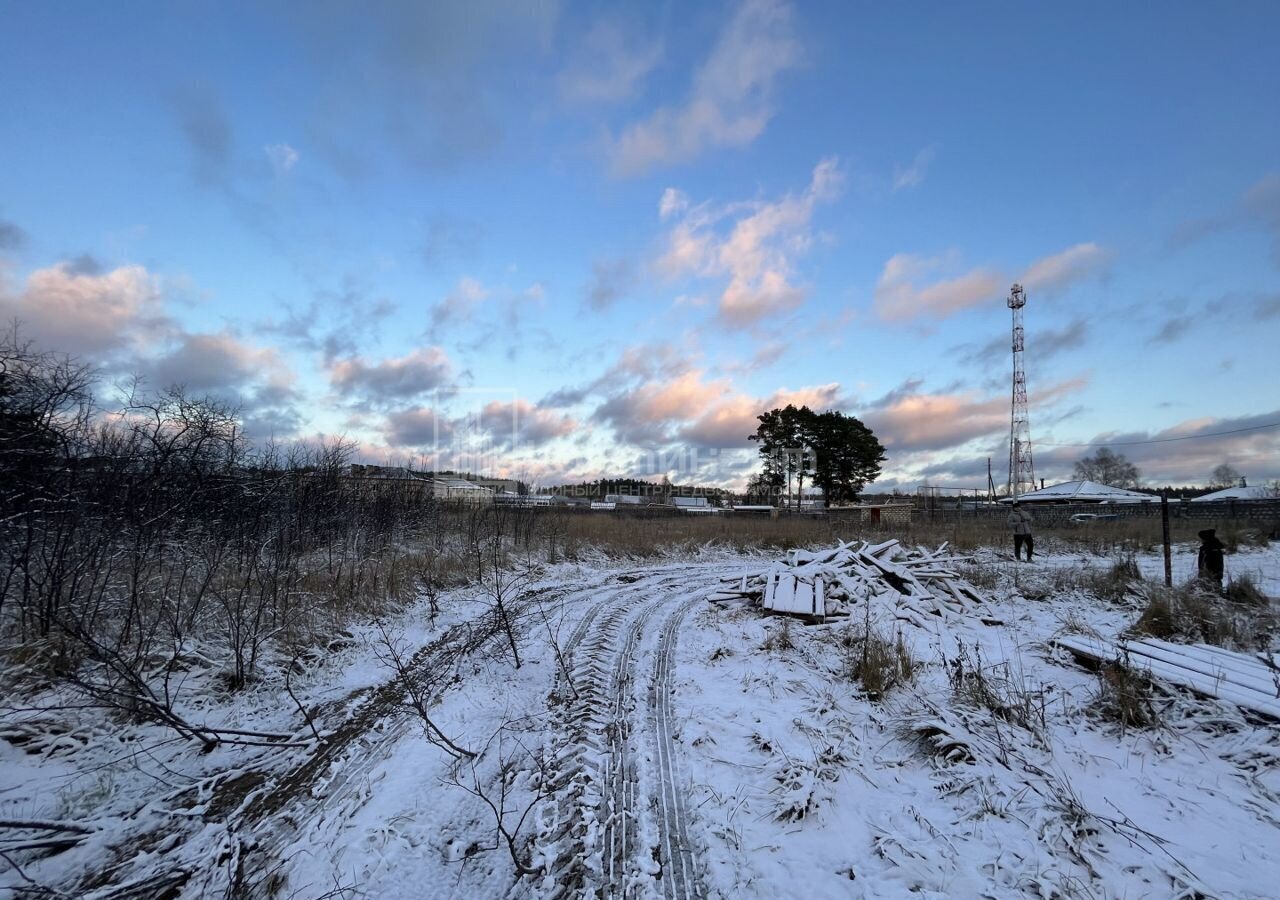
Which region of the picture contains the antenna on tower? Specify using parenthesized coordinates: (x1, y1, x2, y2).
(1007, 283, 1035, 499)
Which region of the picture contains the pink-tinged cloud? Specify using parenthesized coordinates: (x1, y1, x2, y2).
(864, 376, 1090, 453)
(428, 277, 487, 335)
(608, 0, 800, 175)
(595, 365, 846, 448)
(479, 399, 577, 448)
(873, 253, 1003, 322)
(1019, 242, 1108, 295)
(329, 347, 454, 401)
(148, 330, 290, 395)
(659, 157, 842, 329)
(596, 370, 734, 444)
(0, 261, 173, 356)
(876, 242, 1107, 322)
(678, 382, 844, 448)
(380, 406, 453, 449)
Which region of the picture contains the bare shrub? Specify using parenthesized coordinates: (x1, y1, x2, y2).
(373, 622, 472, 760)
(441, 725, 547, 878)
(1220, 526, 1270, 552)
(2, 331, 456, 739)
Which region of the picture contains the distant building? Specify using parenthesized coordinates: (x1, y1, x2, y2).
(1001, 480, 1157, 505)
(829, 503, 913, 526)
(673, 496, 716, 514)
(471, 476, 524, 494)
(1190, 481, 1277, 502)
(428, 476, 493, 503)
(494, 491, 552, 507)
(341, 464, 433, 500)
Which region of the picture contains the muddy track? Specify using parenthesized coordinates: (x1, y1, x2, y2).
(539, 566, 715, 900)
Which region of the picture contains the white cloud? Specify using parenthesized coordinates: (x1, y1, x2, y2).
(329, 347, 454, 403)
(659, 157, 843, 328)
(428, 276, 487, 335)
(659, 187, 689, 219)
(557, 21, 662, 105)
(609, 0, 800, 175)
(892, 146, 936, 191)
(265, 143, 299, 175)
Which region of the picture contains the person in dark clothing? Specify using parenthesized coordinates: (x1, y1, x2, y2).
(1197, 528, 1225, 589)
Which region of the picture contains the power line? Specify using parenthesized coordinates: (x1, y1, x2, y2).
(1037, 421, 1280, 448)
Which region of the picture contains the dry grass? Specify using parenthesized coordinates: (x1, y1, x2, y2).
(1083, 556, 1144, 603)
(1093, 657, 1160, 731)
(910, 514, 1270, 557)
(1129, 581, 1275, 649)
(557, 511, 843, 557)
(1225, 572, 1270, 606)
(761, 617, 798, 653)
(946, 642, 1049, 737)
(836, 617, 918, 699)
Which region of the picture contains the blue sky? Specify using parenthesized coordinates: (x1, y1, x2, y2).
(2, 0, 1278, 490)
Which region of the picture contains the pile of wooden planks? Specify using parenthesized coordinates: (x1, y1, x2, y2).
(1053, 634, 1280, 720)
(710, 539, 991, 623)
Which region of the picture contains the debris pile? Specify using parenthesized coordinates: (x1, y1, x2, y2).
(711, 539, 994, 624)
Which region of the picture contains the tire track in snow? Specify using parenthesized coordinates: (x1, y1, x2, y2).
(540, 571, 691, 897)
(539, 564, 720, 899)
(230, 574, 620, 894)
(649, 595, 706, 900)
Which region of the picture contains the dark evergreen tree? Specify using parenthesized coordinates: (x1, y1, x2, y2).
(749, 405, 885, 505)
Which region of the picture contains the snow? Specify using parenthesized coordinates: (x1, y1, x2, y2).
(2, 541, 1278, 898)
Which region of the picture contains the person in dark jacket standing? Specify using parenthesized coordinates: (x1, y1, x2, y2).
(1007, 502, 1034, 561)
(1197, 528, 1226, 589)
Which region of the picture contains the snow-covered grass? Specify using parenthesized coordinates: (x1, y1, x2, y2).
(678, 542, 1280, 898)
(2, 538, 1277, 898)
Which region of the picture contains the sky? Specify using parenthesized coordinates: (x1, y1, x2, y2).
(2, 0, 1279, 492)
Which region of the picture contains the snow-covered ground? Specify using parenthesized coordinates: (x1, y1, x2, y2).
(2, 540, 1278, 898)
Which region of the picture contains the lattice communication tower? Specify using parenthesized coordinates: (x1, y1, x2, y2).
(1007, 283, 1036, 498)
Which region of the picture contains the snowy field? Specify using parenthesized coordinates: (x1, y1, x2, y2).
(2, 539, 1278, 898)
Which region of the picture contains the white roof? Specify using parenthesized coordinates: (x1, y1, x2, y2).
(1191, 484, 1276, 502)
(1003, 480, 1158, 504)
(433, 477, 491, 492)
